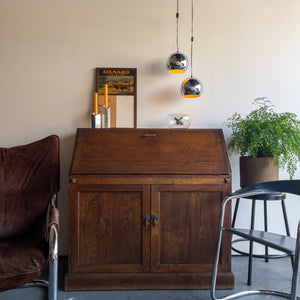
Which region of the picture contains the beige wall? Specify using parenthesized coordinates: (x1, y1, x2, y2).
(1, 0, 300, 255)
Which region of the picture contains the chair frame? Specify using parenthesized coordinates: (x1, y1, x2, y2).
(231, 193, 294, 286)
(19, 194, 59, 300)
(48, 195, 59, 300)
(210, 180, 300, 300)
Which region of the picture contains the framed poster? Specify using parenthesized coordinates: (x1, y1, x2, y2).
(95, 67, 137, 128)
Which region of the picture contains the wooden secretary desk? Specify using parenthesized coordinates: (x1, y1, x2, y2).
(65, 128, 234, 290)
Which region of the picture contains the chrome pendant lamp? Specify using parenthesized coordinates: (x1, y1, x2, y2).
(181, 0, 203, 98)
(166, 0, 188, 74)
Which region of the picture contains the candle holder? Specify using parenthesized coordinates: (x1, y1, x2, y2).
(91, 113, 101, 128)
(101, 106, 111, 128)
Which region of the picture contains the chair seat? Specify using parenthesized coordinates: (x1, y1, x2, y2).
(224, 228, 296, 254)
(0, 237, 47, 292)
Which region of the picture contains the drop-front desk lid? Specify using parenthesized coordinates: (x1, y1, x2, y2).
(70, 128, 231, 175)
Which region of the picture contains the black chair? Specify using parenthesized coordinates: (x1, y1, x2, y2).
(231, 192, 294, 286)
(211, 180, 300, 300)
(0, 135, 60, 300)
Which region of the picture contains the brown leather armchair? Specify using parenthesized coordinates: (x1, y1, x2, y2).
(0, 135, 60, 300)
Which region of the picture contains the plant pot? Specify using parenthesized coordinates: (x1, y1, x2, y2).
(239, 156, 279, 188)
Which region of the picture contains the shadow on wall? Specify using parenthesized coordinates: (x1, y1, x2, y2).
(58, 133, 76, 255)
(153, 86, 182, 103)
(141, 60, 167, 76)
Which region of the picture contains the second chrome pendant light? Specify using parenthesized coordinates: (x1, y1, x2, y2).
(167, 0, 203, 98)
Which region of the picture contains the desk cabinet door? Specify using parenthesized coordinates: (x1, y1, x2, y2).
(69, 182, 150, 273)
(150, 183, 231, 273)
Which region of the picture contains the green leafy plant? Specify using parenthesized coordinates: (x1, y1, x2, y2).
(226, 97, 300, 178)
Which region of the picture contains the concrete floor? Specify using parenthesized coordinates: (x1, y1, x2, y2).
(0, 255, 297, 300)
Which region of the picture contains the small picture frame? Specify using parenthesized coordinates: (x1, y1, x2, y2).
(95, 67, 137, 128)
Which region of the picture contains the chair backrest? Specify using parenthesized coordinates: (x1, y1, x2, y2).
(0, 135, 60, 240)
(231, 180, 300, 198)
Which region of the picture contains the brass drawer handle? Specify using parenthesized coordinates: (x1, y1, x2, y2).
(143, 134, 157, 138)
(151, 215, 159, 227)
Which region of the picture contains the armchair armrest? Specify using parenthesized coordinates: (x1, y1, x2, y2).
(48, 195, 59, 262)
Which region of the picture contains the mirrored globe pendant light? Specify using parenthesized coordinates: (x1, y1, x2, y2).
(181, 0, 203, 98)
(166, 0, 188, 74)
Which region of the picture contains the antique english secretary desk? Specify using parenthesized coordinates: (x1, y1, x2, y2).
(65, 128, 234, 290)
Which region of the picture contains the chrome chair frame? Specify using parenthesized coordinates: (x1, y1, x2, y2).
(48, 195, 59, 300)
(211, 180, 300, 300)
(20, 195, 59, 300)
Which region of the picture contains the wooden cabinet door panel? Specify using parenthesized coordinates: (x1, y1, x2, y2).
(151, 184, 231, 273)
(70, 183, 150, 273)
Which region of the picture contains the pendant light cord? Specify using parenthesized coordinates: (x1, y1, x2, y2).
(190, 0, 194, 77)
(176, 0, 179, 52)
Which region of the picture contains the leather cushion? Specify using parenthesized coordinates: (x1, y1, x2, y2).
(0, 135, 60, 239)
(0, 237, 47, 292)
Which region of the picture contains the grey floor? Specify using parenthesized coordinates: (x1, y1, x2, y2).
(0, 255, 298, 300)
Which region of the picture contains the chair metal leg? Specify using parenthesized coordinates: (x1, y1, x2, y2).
(211, 196, 229, 300)
(247, 240, 253, 286)
(281, 199, 295, 267)
(49, 224, 58, 300)
(281, 199, 291, 236)
(232, 198, 240, 228)
(247, 199, 256, 285)
(290, 221, 300, 300)
(264, 200, 269, 263)
(49, 256, 58, 300)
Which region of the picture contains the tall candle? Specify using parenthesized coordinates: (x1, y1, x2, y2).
(104, 84, 108, 108)
(94, 93, 98, 115)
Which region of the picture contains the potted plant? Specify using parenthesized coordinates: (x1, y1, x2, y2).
(226, 97, 300, 187)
